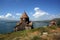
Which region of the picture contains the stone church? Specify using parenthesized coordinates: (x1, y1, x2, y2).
(49, 20, 57, 26)
(14, 12, 33, 31)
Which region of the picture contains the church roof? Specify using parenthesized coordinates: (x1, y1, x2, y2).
(20, 11, 29, 18)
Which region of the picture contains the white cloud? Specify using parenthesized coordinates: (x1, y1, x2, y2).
(33, 7, 49, 18)
(34, 7, 40, 11)
(0, 13, 15, 20)
(0, 13, 22, 20)
(16, 13, 21, 16)
(0, 13, 13, 18)
(0, 15, 5, 18)
(49, 15, 56, 19)
(5, 13, 12, 18)
(31, 7, 60, 21)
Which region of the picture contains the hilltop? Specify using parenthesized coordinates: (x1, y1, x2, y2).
(0, 26, 60, 40)
(0, 18, 60, 40)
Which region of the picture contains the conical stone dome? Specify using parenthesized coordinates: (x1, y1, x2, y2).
(20, 12, 29, 18)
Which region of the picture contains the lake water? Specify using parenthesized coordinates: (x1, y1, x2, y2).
(0, 21, 49, 34)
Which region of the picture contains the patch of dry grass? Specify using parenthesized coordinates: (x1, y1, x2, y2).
(0, 26, 60, 40)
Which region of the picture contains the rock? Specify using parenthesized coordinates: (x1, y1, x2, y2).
(43, 32, 48, 35)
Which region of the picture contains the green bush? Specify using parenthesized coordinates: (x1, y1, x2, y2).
(49, 26, 57, 29)
(31, 36, 42, 40)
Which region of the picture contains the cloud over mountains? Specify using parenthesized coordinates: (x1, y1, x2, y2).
(0, 7, 60, 21)
(32, 7, 60, 21)
(0, 13, 21, 20)
(33, 7, 49, 18)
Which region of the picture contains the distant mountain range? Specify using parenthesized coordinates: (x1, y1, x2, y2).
(53, 18, 60, 21)
(0, 19, 19, 23)
(0, 18, 60, 23)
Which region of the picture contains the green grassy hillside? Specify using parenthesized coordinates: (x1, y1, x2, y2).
(0, 26, 60, 40)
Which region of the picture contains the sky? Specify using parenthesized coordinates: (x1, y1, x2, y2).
(0, 0, 60, 21)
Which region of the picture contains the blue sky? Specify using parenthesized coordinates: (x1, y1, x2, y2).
(0, 0, 60, 21)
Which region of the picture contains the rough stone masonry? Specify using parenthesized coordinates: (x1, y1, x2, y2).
(14, 11, 33, 31)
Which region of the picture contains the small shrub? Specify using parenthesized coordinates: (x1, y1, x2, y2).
(49, 26, 57, 30)
(0, 38, 4, 40)
(31, 36, 42, 40)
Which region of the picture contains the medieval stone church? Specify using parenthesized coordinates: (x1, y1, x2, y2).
(14, 12, 33, 31)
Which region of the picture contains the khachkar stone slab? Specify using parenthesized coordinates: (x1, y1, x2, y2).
(14, 11, 33, 31)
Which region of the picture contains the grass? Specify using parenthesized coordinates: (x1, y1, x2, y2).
(31, 36, 42, 40)
(0, 26, 60, 40)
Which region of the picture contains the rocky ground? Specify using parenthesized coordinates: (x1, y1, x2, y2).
(0, 26, 60, 40)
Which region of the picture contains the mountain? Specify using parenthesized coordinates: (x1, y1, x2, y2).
(0, 18, 19, 23)
(52, 18, 60, 21)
